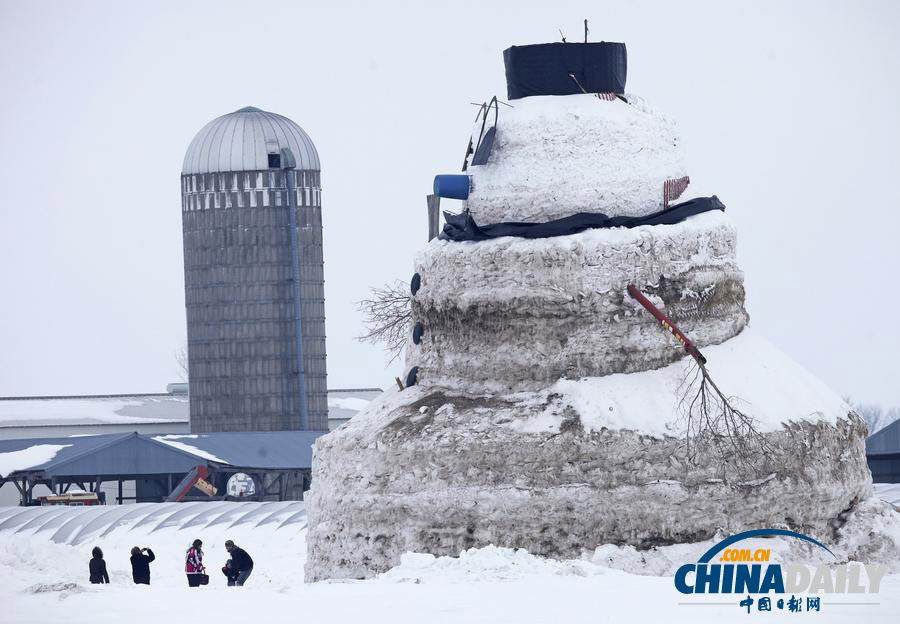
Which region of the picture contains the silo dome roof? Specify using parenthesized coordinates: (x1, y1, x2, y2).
(182, 106, 320, 174)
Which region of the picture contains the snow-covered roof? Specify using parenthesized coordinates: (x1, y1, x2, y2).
(327, 388, 382, 423)
(868, 417, 900, 455)
(150, 431, 322, 469)
(0, 443, 72, 479)
(0, 388, 379, 430)
(0, 394, 188, 429)
(0, 431, 324, 479)
(182, 106, 320, 174)
(0, 433, 199, 478)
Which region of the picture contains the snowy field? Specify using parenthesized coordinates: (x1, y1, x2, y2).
(1, 500, 899, 623)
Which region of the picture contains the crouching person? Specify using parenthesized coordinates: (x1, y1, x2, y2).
(224, 540, 253, 586)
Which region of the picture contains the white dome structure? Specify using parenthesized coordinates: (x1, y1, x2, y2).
(182, 106, 320, 175)
(0, 501, 307, 546)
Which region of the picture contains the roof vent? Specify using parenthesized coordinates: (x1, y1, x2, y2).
(166, 383, 189, 395)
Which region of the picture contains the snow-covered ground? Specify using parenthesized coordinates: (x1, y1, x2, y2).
(2, 501, 899, 623)
(876, 482, 900, 507)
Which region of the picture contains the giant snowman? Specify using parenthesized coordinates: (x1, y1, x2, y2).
(305, 41, 875, 581)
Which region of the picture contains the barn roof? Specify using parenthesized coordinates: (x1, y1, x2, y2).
(0, 388, 379, 430)
(0, 393, 188, 428)
(0, 431, 323, 480)
(868, 417, 900, 455)
(150, 431, 321, 470)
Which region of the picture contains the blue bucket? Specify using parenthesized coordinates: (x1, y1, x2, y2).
(433, 174, 470, 200)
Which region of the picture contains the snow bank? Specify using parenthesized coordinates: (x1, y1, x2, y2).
(0, 444, 71, 477)
(2, 501, 898, 623)
(382, 500, 900, 583)
(464, 94, 687, 223)
(512, 327, 849, 436)
(380, 545, 608, 582)
(377, 328, 849, 440)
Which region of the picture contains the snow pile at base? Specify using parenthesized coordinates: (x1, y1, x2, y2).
(588, 499, 900, 576)
(380, 545, 609, 582)
(380, 498, 900, 584)
(464, 94, 687, 223)
(0, 444, 71, 478)
(511, 327, 849, 436)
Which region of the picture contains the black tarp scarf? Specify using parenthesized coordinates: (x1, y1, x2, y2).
(440, 196, 726, 242)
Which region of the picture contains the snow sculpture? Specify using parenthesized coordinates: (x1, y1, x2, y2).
(305, 41, 876, 581)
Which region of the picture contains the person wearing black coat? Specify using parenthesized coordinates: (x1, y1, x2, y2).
(89, 547, 110, 584)
(130, 546, 155, 584)
(224, 540, 253, 586)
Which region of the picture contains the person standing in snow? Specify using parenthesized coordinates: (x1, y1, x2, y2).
(89, 546, 110, 584)
(130, 546, 155, 585)
(224, 540, 253, 586)
(185, 539, 207, 587)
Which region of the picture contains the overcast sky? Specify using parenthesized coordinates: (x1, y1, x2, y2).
(0, 0, 898, 407)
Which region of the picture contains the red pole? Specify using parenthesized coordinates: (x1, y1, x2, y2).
(626, 285, 707, 366)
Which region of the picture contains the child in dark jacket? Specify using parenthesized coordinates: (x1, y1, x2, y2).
(89, 547, 110, 584)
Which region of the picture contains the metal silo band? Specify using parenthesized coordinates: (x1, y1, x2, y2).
(284, 157, 309, 431)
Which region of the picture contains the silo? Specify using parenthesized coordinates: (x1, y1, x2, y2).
(181, 106, 327, 432)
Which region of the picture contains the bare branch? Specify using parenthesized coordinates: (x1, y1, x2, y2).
(175, 342, 189, 381)
(357, 280, 412, 364)
(675, 360, 774, 479)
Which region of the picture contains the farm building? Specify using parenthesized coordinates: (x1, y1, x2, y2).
(0, 386, 380, 505)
